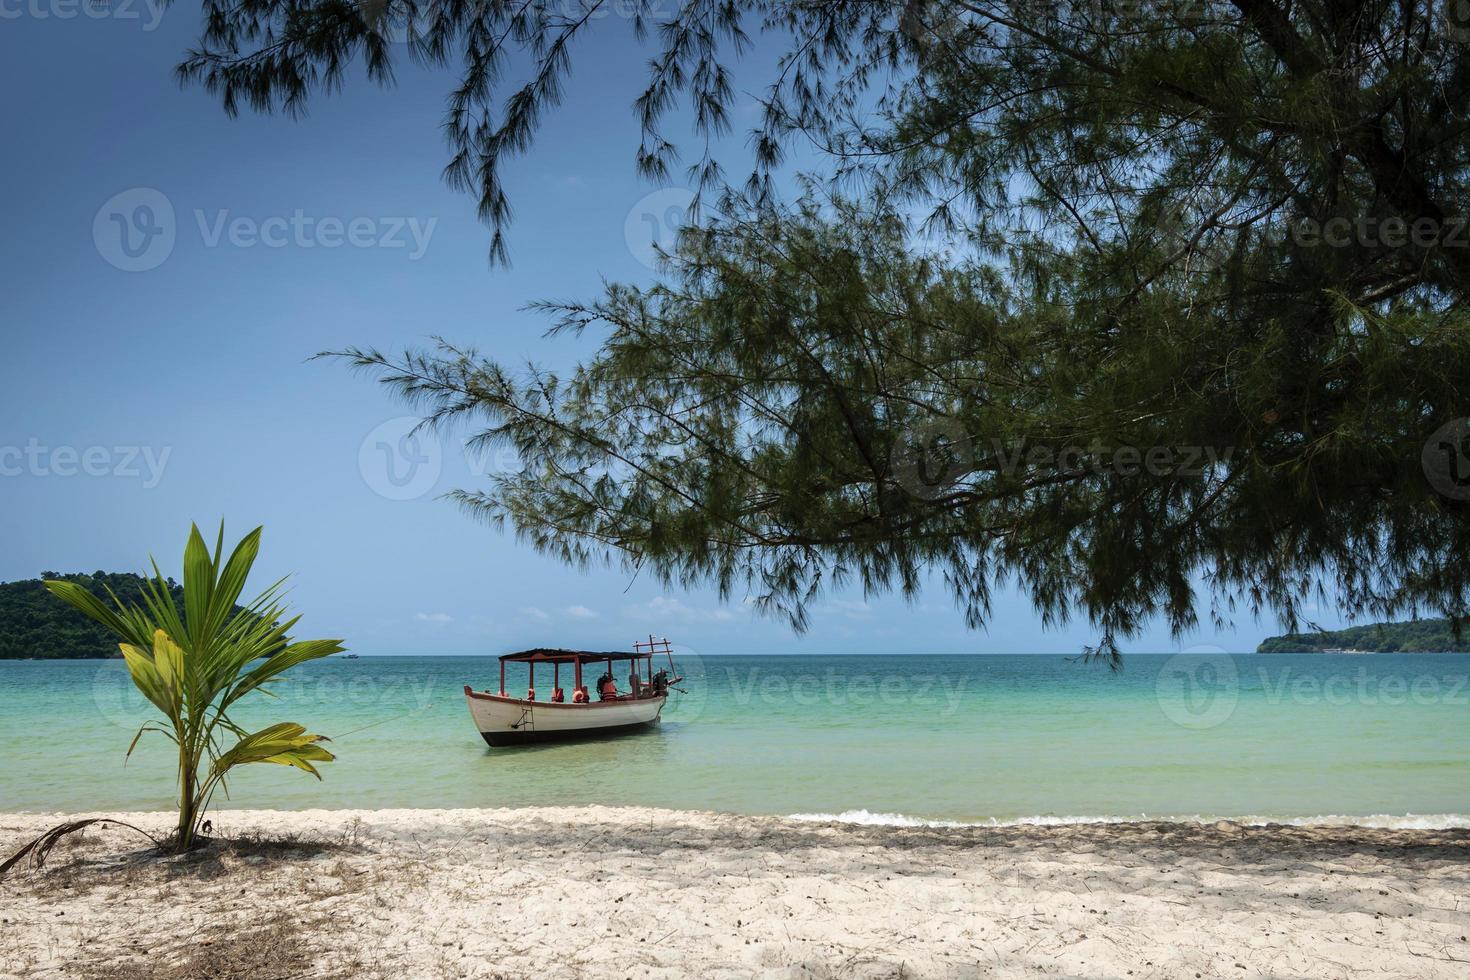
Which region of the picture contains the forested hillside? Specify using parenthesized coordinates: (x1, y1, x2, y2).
(1257, 621, 1470, 653)
(0, 572, 179, 659)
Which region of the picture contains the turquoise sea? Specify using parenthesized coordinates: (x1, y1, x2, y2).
(2, 653, 1467, 826)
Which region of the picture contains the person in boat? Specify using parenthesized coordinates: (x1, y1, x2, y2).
(597, 671, 619, 701)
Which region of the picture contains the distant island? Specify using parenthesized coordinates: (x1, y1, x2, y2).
(1257, 619, 1470, 653)
(0, 572, 181, 659)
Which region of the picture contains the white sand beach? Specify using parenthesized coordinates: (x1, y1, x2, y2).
(3, 807, 1469, 979)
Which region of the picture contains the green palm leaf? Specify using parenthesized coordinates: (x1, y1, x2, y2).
(43, 522, 345, 851)
(212, 723, 335, 780)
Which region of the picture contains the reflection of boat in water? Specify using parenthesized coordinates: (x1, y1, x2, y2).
(465, 636, 682, 747)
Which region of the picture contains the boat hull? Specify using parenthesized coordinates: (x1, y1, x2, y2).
(463, 687, 666, 747)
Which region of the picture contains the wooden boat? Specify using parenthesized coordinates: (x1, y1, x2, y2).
(464, 636, 682, 747)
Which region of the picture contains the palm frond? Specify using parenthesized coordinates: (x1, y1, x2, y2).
(41, 523, 344, 852)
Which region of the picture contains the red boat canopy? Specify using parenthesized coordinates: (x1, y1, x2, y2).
(498, 648, 647, 664)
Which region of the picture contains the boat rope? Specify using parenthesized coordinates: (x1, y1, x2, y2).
(329, 702, 438, 739)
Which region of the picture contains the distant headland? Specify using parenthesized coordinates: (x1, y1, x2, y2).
(1257, 620, 1470, 653)
(0, 572, 177, 660)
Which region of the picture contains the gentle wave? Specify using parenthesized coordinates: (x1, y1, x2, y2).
(786, 809, 1470, 830)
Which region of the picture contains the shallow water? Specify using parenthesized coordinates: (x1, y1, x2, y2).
(2, 653, 1467, 825)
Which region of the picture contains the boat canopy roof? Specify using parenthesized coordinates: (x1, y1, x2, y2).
(498, 648, 649, 664)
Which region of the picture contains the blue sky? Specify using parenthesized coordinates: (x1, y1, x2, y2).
(0, 8, 1327, 654)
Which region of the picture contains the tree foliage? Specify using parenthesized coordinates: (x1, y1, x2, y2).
(1258, 619, 1470, 653)
(45, 525, 343, 850)
(0, 572, 183, 659)
(175, 1, 1470, 658)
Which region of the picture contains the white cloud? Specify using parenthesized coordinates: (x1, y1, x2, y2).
(524, 607, 551, 622)
(414, 612, 453, 624)
(564, 605, 599, 620)
(817, 599, 873, 621)
(622, 596, 739, 624)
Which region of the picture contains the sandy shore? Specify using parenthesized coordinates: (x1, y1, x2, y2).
(2, 807, 1469, 979)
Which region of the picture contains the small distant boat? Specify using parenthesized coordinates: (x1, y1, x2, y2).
(464, 635, 681, 747)
(344, 653, 361, 659)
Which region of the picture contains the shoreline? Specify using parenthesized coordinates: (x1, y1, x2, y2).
(5, 803, 1470, 831)
(6, 806, 1470, 978)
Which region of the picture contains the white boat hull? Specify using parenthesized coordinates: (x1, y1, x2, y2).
(463, 687, 666, 746)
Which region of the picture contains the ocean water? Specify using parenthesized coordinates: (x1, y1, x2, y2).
(2, 653, 1467, 827)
